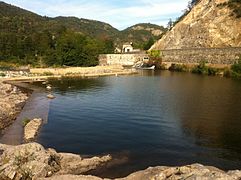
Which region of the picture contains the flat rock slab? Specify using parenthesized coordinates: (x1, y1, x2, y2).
(24, 118, 43, 142)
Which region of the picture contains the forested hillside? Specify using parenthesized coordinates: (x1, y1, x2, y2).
(0, 1, 165, 67)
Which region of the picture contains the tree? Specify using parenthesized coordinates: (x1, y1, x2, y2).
(167, 19, 174, 30)
(143, 37, 154, 50)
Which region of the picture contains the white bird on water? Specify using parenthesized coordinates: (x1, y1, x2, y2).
(46, 85, 52, 90)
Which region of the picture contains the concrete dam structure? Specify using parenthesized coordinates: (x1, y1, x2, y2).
(99, 54, 149, 66)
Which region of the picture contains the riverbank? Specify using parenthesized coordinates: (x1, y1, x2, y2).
(1, 65, 137, 82)
(0, 142, 240, 180)
(160, 60, 241, 78)
(0, 81, 28, 131)
(29, 65, 137, 77)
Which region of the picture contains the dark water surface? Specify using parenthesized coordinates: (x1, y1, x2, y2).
(35, 71, 241, 178)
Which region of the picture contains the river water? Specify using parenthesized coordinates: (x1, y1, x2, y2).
(34, 71, 241, 178)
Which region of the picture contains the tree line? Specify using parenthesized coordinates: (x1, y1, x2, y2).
(0, 28, 114, 67)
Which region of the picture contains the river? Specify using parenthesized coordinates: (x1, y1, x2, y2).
(33, 71, 241, 178)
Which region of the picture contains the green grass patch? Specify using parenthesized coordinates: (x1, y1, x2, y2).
(22, 118, 31, 127)
(42, 72, 54, 76)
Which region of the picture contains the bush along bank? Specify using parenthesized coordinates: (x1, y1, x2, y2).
(229, 57, 241, 79)
(191, 61, 220, 76)
(164, 57, 241, 79)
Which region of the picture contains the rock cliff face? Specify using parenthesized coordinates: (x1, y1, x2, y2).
(151, 0, 241, 50)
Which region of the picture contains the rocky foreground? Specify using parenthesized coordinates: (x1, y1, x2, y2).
(0, 142, 240, 180)
(0, 81, 28, 130)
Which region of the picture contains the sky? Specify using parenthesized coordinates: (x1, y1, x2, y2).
(4, 0, 190, 30)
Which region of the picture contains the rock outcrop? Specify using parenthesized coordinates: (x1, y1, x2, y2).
(0, 143, 112, 180)
(24, 118, 43, 142)
(151, 0, 241, 50)
(0, 81, 28, 130)
(0, 143, 240, 180)
(42, 164, 241, 180)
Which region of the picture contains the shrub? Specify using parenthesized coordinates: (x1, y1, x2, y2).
(0, 72, 6, 77)
(191, 61, 219, 76)
(231, 58, 241, 73)
(159, 63, 168, 70)
(22, 118, 30, 127)
(223, 68, 232, 78)
(207, 67, 219, 76)
(148, 50, 161, 58)
(169, 63, 189, 72)
(230, 58, 241, 78)
(191, 61, 208, 74)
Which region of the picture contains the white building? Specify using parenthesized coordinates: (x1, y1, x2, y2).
(122, 42, 134, 53)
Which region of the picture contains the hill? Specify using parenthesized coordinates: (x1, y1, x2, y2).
(150, 0, 241, 50)
(116, 23, 166, 49)
(0, 1, 166, 66)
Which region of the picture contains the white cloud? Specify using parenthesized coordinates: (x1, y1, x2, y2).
(4, 0, 189, 29)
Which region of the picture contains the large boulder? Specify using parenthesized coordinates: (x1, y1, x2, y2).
(57, 153, 111, 175)
(0, 143, 112, 180)
(0, 143, 60, 180)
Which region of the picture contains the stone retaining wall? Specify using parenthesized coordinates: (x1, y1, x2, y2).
(161, 47, 241, 65)
(99, 54, 149, 66)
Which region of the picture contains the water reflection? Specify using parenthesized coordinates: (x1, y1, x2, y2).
(34, 77, 108, 95)
(177, 75, 241, 155)
(35, 71, 241, 177)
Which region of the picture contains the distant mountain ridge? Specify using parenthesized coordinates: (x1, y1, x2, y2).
(0, 1, 166, 49)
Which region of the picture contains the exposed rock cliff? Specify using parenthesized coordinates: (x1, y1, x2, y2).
(151, 0, 241, 50)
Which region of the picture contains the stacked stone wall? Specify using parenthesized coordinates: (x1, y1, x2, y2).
(161, 47, 241, 64)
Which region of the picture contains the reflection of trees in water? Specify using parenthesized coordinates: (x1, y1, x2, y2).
(178, 76, 241, 158)
(48, 77, 107, 94)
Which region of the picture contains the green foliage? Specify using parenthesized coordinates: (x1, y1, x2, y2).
(148, 50, 161, 58)
(42, 72, 54, 76)
(230, 57, 241, 78)
(0, 2, 166, 67)
(143, 37, 155, 50)
(0, 72, 6, 77)
(191, 61, 219, 75)
(191, 61, 208, 74)
(223, 68, 232, 78)
(22, 118, 30, 127)
(169, 63, 189, 72)
(114, 23, 166, 50)
(0, 2, 117, 67)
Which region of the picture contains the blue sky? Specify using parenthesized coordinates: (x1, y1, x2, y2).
(4, 0, 190, 30)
